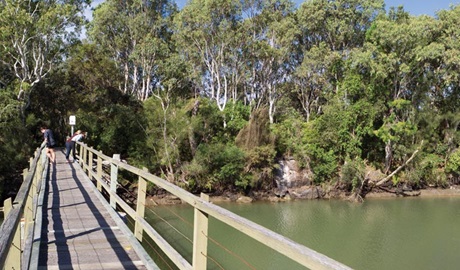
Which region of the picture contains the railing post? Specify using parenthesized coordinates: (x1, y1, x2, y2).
(96, 152, 102, 192)
(34, 156, 41, 193)
(4, 198, 21, 270)
(135, 167, 148, 241)
(192, 193, 209, 270)
(88, 148, 94, 179)
(23, 168, 28, 182)
(82, 144, 88, 172)
(4, 197, 12, 221)
(23, 167, 31, 239)
(78, 143, 84, 167)
(110, 154, 120, 209)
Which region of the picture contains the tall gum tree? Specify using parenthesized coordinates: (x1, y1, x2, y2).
(0, 0, 89, 116)
(293, 0, 384, 122)
(247, 0, 297, 124)
(365, 8, 440, 173)
(88, 0, 177, 101)
(173, 0, 244, 112)
(430, 6, 460, 161)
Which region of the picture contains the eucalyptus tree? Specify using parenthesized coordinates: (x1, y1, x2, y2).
(0, 0, 88, 116)
(174, 0, 249, 114)
(241, 0, 297, 124)
(88, 0, 177, 101)
(145, 51, 190, 181)
(435, 5, 460, 157)
(363, 8, 441, 173)
(282, 0, 384, 183)
(293, 0, 384, 122)
(0, 0, 86, 198)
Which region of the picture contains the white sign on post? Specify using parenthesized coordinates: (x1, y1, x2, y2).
(69, 115, 76, 125)
(69, 115, 76, 135)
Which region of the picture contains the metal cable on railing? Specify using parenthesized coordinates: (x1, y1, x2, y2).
(200, 252, 226, 270)
(79, 142, 353, 270)
(116, 176, 260, 269)
(203, 230, 257, 270)
(140, 199, 259, 269)
(143, 206, 193, 244)
(124, 216, 175, 270)
(115, 179, 252, 269)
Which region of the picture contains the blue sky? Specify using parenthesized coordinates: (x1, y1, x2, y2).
(89, 1, 460, 18)
(383, 0, 460, 16)
(173, 0, 460, 16)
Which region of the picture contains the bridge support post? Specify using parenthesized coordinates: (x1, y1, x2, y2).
(192, 193, 209, 270)
(135, 167, 148, 241)
(110, 154, 120, 209)
(96, 152, 103, 192)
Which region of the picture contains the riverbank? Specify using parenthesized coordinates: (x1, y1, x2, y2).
(365, 186, 460, 198)
(145, 185, 460, 206)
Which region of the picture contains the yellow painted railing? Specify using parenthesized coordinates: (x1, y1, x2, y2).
(0, 144, 48, 269)
(77, 142, 353, 270)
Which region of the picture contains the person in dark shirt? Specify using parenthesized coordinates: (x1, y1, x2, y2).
(40, 126, 56, 163)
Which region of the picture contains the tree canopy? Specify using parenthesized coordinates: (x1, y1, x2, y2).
(1, 0, 460, 199)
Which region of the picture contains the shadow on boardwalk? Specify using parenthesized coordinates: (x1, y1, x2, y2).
(38, 149, 147, 269)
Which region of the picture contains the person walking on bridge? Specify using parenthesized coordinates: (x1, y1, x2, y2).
(40, 126, 56, 163)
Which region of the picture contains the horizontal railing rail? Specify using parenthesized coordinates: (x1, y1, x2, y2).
(0, 144, 48, 269)
(77, 142, 352, 270)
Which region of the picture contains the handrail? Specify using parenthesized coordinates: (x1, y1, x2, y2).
(0, 143, 47, 269)
(77, 142, 353, 270)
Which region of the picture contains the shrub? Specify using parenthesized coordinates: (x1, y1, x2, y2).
(307, 145, 338, 184)
(182, 142, 248, 193)
(446, 150, 460, 176)
(414, 153, 447, 188)
(341, 157, 366, 191)
(244, 145, 277, 190)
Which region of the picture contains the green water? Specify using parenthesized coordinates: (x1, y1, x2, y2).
(145, 197, 460, 270)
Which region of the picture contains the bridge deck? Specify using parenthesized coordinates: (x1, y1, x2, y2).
(37, 149, 149, 270)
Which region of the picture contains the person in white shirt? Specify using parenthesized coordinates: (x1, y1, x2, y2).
(65, 130, 85, 162)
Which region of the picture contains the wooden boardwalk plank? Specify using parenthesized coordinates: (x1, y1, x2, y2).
(38, 150, 150, 270)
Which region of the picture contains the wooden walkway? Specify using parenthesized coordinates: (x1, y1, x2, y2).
(37, 149, 153, 270)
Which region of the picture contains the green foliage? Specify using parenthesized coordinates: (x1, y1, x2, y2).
(341, 157, 366, 191)
(0, 83, 33, 203)
(4, 0, 460, 200)
(307, 145, 338, 184)
(223, 101, 250, 138)
(402, 153, 448, 188)
(244, 145, 277, 190)
(446, 150, 460, 176)
(142, 96, 190, 173)
(191, 98, 228, 142)
(89, 0, 177, 100)
(62, 81, 147, 159)
(182, 142, 247, 192)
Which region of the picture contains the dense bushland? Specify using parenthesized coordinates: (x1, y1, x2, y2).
(2, 0, 460, 202)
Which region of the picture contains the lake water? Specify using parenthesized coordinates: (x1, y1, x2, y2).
(144, 197, 460, 270)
